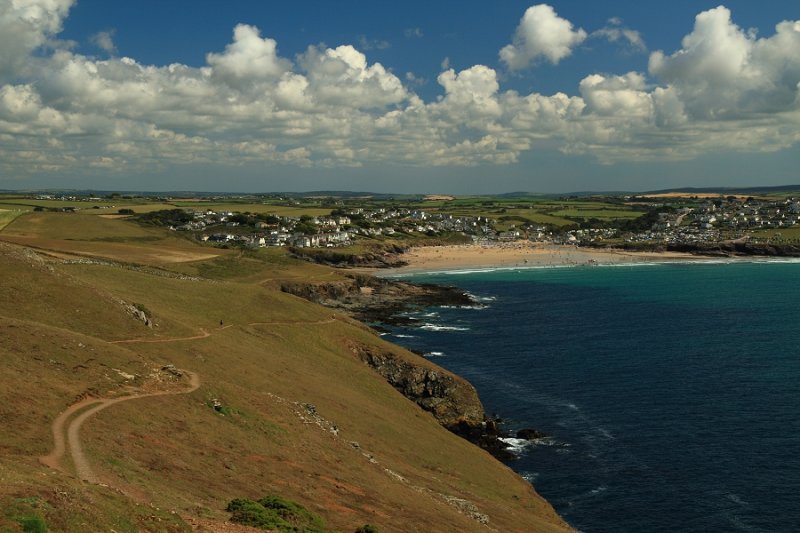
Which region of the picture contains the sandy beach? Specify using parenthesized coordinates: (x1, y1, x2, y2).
(382, 243, 702, 273)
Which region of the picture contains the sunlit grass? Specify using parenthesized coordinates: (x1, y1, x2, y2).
(0, 209, 25, 230)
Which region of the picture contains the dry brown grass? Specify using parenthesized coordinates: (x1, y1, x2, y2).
(0, 216, 573, 532)
(0, 212, 225, 265)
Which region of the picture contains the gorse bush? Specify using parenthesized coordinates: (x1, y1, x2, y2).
(226, 495, 328, 532)
(18, 515, 48, 533)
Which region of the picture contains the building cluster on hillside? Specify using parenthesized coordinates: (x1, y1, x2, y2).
(172, 207, 500, 249)
(559, 197, 800, 246)
(35, 194, 104, 202)
(33, 191, 799, 249)
(172, 210, 350, 248)
(166, 196, 800, 250)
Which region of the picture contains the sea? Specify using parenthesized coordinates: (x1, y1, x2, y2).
(382, 260, 800, 533)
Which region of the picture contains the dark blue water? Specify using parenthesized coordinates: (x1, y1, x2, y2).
(386, 262, 800, 533)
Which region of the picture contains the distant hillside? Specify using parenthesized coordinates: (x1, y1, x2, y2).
(644, 184, 800, 195)
(3, 185, 800, 199)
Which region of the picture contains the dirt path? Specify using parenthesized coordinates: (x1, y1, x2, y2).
(108, 318, 338, 344)
(108, 328, 211, 344)
(41, 371, 200, 482)
(246, 317, 337, 327)
(44, 316, 337, 480)
(39, 396, 101, 472)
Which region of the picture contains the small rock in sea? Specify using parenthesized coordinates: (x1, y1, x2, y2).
(516, 428, 548, 440)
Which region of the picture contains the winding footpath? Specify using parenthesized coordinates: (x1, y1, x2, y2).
(40, 371, 200, 482)
(107, 317, 336, 345)
(108, 328, 212, 344)
(40, 317, 338, 483)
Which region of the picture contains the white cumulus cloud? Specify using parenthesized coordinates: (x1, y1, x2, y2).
(0, 1, 798, 181)
(0, 0, 74, 81)
(206, 24, 291, 88)
(500, 4, 587, 70)
(579, 72, 652, 117)
(298, 44, 407, 108)
(649, 6, 800, 119)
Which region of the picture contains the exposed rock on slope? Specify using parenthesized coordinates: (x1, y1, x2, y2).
(347, 341, 484, 428)
(288, 244, 408, 268)
(347, 340, 517, 459)
(281, 274, 472, 325)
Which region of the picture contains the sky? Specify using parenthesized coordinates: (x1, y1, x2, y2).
(0, 0, 798, 194)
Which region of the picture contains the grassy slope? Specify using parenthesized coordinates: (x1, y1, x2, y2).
(0, 209, 25, 230)
(0, 212, 226, 264)
(0, 218, 572, 532)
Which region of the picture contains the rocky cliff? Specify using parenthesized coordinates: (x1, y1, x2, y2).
(288, 243, 409, 268)
(347, 340, 484, 428)
(285, 275, 524, 458)
(345, 339, 518, 459)
(281, 273, 472, 325)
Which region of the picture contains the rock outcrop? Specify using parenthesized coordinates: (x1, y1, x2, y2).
(347, 340, 517, 459)
(281, 274, 472, 325)
(666, 241, 800, 257)
(349, 341, 483, 428)
(288, 243, 409, 268)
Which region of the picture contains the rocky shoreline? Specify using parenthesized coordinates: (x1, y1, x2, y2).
(282, 274, 544, 460)
(583, 240, 800, 257)
(281, 273, 473, 326)
(665, 241, 800, 257)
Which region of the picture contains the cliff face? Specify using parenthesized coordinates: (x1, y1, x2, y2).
(345, 339, 520, 460)
(347, 340, 484, 428)
(286, 276, 523, 458)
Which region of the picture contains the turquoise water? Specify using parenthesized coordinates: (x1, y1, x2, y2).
(387, 261, 800, 532)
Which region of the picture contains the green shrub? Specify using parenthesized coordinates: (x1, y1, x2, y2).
(18, 515, 48, 533)
(226, 496, 328, 532)
(226, 498, 293, 531)
(355, 525, 379, 533)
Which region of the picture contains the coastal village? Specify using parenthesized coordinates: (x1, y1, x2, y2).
(29, 192, 800, 250)
(167, 195, 800, 250)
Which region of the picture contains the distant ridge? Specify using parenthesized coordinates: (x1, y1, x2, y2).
(644, 184, 800, 195)
(2, 185, 799, 198)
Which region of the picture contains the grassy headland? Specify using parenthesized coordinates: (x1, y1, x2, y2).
(0, 211, 572, 532)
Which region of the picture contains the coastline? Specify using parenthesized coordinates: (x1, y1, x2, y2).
(374, 259, 800, 532)
(372, 242, 703, 275)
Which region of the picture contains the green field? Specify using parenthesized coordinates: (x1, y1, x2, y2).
(0, 197, 183, 214)
(418, 197, 641, 227)
(0, 194, 649, 230)
(0, 209, 25, 230)
(550, 209, 643, 220)
(750, 227, 800, 241)
(171, 201, 332, 217)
